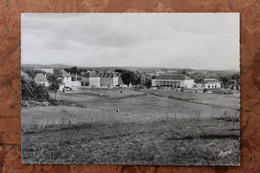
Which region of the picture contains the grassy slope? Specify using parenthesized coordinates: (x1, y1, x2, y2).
(143, 89, 240, 110)
(22, 119, 239, 165)
(22, 89, 240, 165)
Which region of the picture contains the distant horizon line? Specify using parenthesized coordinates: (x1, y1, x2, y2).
(21, 63, 240, 72)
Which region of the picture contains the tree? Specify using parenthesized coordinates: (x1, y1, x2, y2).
(115, 69, 124, 73)
(48, 69, 62, 100)
(24, 69, 46, 79)
(182, 70, 187, 75)
(145, 78, 152, 88)
(130, 72, 140, 85)
(121, 70, 141, 86)
(121, 71, 132, 86)
(64, 66, 80, 75)
(231, 73, 240, 90)
(70, 66, 78, 74)
(219, 75, 231, 89)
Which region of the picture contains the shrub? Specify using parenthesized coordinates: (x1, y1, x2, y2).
(21, 75, 49, 101)
(203, 88, 208, 93)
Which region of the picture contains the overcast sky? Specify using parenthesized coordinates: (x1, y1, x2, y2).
(21, 13, 239, 71)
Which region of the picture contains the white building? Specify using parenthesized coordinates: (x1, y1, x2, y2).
(59, 70, 72, 91)
(87, 71, 100, 88)
(198, 78, 221, 89)
(33, 67, 54, 74)
(152, 73, 194, 88)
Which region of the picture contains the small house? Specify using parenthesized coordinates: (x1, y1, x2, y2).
(198, 79, 221, 89)
(34, 73, 49, 87)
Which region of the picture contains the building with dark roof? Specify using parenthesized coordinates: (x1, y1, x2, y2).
(99, 72, 120, 87)
(34, 73, 49, 87)
(152, 73, 194, 88)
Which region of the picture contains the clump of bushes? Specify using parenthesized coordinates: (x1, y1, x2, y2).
(21, 75, 49, 101)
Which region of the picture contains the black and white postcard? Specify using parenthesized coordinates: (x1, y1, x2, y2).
(21, 13, 240, 165)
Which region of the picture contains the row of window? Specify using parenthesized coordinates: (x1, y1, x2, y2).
(202, 84, 219, 88)
(155, 81, 180, 87)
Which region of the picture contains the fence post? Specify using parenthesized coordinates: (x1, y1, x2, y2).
(68, 119, 73, 126)
(93, 116, 96, 124)
(61, 118, 64, 127)
(43, 118, 46, 128)
(38, 120, 43, 128)
(197, 112, 201, 120)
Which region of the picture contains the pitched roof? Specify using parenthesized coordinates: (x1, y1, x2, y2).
(154, 74, 192, 80)
(34, 73, 48, 83)
(60, 70, 71, 77)
(87, 71, 100, 77)
(201, 78, 220, 84)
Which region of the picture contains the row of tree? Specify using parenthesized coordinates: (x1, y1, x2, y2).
(115, 69, 152, 88)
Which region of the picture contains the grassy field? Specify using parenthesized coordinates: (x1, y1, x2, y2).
(143, 89, 240, 110)
(22, 88, 240, 165)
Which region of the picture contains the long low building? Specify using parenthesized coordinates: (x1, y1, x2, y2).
(197, 78, 221, 89)
(152, 73, 194, 88)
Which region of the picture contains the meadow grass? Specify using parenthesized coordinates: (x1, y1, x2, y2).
(22, 89, 240, 165)
(22, 118, 239, 165)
